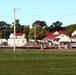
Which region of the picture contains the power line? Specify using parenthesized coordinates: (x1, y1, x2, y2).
(0, 10, 13, 18)
(1, 10, 76, 18)
(17, 11, 76, 17)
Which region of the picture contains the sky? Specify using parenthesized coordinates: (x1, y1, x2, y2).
(0, 0, 76, 27)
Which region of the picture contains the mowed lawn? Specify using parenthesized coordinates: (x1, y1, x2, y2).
(0, 50, 76, 75)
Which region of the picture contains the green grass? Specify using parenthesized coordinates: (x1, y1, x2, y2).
(0, 50, 76, 75)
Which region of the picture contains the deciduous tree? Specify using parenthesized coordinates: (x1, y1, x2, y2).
(29, 25, 45, 40)
(49, 21, 63, 32)
(12, 19, 24, 33)
(32, 20, 47, 28)
(24, 25, 30, 42)
(0, 21, 11, 38)
(0, 21, 11, 29)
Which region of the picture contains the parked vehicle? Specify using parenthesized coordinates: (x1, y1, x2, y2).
(2, 42, 8, 46)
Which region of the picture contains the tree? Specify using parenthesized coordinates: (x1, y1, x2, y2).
(0, 21, 11, 38)
(24, 25, 30, 42)
(0, 31, 2, 38)
(1, 28, 11, 38)
(12, 19, 24, 33)
(0, 21, 11, 29)
(49, 21, 63, 32)
(32, 20, 47, 28)
(29, 25, 45, 40)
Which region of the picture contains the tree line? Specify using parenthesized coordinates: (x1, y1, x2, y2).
(0, 19, 76, 42)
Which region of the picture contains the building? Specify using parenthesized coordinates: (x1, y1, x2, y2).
(70, 30, 76, 48)
(43, 31, 70, 49)
(71, 34, 76, 42)
(8, 33, 27, 47)
(44, 31, 70, 44)
(72, 30, 76, 36)
(71, 30, 76, 42)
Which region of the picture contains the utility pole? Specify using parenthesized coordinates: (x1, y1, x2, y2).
(14, 8, 16, 51)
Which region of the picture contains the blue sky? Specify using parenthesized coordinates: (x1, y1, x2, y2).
(0, 0, 76, 27)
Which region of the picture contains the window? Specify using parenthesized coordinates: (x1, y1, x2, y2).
(18, 40, 19, 42)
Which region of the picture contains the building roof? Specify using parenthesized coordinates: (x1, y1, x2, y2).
(44, 31, 65, 39)
(71, 34, 76, 38)
(12, 33, 24, 36)
(57, 31, 65, 34)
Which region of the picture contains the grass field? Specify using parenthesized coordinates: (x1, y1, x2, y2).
(0, 50, 76, 75)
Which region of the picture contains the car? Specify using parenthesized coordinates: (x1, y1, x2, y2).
(2, 42, 8, 46)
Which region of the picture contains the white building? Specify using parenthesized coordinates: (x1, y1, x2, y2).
(44, 31, 70, 45)
(70, 30, 76, 47)
(8, 33, 27, 47)
(70, 30, 76, 42)
(43, 31, 70, 49)
(72, 30, 76, 36)
(56, 34, 70, 42)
